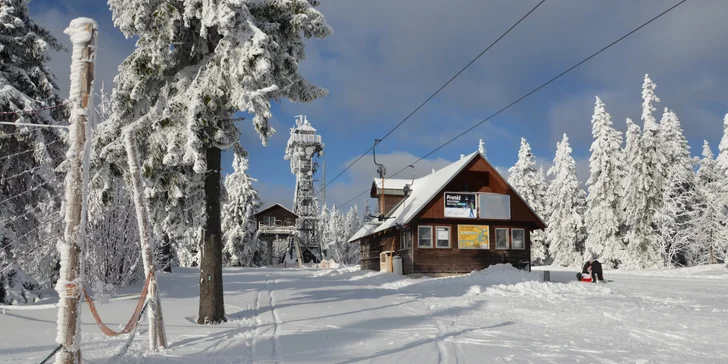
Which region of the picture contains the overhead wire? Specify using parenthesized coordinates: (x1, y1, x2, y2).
(316, 0, 547, 197)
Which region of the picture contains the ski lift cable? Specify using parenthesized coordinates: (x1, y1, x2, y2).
(316, 0, 547, 197)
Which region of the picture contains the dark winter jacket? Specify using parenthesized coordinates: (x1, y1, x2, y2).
(581, 261, 591, 274)
(590, 260, 603, 276)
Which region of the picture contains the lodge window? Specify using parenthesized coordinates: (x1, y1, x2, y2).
(495, 228, 509, 249)
(263, 216, 275, 225)
(400, 229, 411, 250)
(417, 226, 433, 248)
(512, 228, 525, 250)
(436, 226, 450, 248)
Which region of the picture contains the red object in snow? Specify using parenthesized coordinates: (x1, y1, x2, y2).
(580, 276, 593, 282)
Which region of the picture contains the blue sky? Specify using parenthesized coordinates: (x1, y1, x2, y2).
(29, 0, 728, 211)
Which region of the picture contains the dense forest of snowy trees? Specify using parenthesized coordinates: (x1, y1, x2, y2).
(509, 74, 728, 269)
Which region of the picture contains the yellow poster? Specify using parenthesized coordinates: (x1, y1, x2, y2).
(458, 225, 490, 249)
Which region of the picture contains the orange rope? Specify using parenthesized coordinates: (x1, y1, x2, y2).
(82, 271, 154, 337)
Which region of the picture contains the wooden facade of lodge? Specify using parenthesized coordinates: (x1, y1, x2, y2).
(348, 151, 547, 276)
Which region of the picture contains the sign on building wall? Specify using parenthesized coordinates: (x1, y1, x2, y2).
(478, 192, 511, 219)
(458, 225, 490, 249)
(444, 192, 478, 218)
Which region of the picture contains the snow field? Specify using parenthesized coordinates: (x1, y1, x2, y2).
(1, 264, 727, 363)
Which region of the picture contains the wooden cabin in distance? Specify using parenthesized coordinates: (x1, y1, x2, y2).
(254, 203, 297, 265)
(348, 151, 546, 276)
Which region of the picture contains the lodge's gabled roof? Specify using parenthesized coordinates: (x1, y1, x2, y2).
(254, 203, 298, 217)
(348, 151, 547, 243)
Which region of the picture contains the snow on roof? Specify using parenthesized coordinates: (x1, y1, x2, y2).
(256, 203, 297, 217)
(347, 218, 381, 243)
(372, 178, 413, 191)
(349, 151, 547, 243)
(349, 152, 478, 242)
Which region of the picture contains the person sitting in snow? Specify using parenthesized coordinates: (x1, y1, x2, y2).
(576, 260, 591, 281)
(589, 255, 604, 283)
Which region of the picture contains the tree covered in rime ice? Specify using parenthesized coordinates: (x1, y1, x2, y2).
(715, 114, 728, 173)
(221, 145, 261, 267)
(692, 142, 728, 265)
(622, 74, 667, 270)
(583, 97, 623, 268)
(343, 205, 361, 264)
(96, 0, 332, 324)
(0, 0, 68, 303)
(478, 138, 486, 158)
(85, 85, 143, 297)
(508, 138, 547, 263)
(653, 109, 697, 267)
(545, 134, 584, 267)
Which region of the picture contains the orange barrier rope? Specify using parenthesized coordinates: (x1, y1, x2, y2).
(82, 271, 154, 337)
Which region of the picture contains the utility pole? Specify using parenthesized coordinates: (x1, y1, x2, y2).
(55, 18, 97, 364)
(124, 128, 167, 350)
(321, 160, 326, 207)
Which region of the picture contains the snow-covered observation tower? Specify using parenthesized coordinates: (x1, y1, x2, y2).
(284, 115, 325, 264)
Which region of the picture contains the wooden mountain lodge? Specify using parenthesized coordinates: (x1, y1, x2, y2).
(347, 151, 546, 276)
(254, 203, 321, 264)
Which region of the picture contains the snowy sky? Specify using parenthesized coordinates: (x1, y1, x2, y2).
(30, 0, 728, 211)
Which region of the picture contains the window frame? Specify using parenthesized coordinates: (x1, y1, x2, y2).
(511, 228, 526, 250)
(417, 226, 433, 249)
(400, 229, 411, 250)
(495, 227, 510, 250)
(435, 226, 451, 249)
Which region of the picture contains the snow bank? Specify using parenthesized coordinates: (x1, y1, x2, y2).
(483, 281, 612, 300)
(381, 264, 542, 292)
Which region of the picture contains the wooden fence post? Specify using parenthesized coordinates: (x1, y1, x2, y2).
(55, 17, 97, 364)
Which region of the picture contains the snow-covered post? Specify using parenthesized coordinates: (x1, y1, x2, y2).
(55, 18, 97, 364)
(123, 128, 167, 350)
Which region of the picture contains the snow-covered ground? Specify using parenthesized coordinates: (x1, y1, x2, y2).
(1, 264, 726, 363)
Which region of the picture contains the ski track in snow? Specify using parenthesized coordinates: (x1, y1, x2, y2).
(251, 279, 266, 362)
(269, 278, 281, 364)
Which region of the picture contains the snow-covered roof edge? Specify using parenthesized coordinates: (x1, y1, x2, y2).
(255, 203, 297, 217)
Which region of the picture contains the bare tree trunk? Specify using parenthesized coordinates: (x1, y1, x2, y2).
(198, 146, 226, 325)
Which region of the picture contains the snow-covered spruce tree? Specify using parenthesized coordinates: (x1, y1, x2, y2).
(715, 113, 728, 173)
(478, 138, 486, 158)
(221, 144, 261, 267)
(584, 96, 623, 268)
(97, 0, 332, 324)
(0, 0, 68, 302)
(545, 134, 584, 267)
(654, 109, 698, 267)
(325, 204, 345, 262)
(508, 138, 548, 263)
(342, 205, 361, 264)
(692, 142, 728, 265)
(622, 74, 667, 269)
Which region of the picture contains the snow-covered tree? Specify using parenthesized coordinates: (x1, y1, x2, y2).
(325, 205, 345, 262)
(221, 145, 262, 267)
(654, 109, 697, 267)
(584, 96, 624, 268)
(0, 0, 68, 302)
(715, 113, 728, 173)
(342, 205, 361, 264)
(508, 138, 547, 263)
(622, 75, 666, 269)
(96, 0, 332, 324)
(545, 134, 584, 266)
(84, 85, 144, 297)
(691, 142, 728, 265)
(478, 138, 486, 158)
